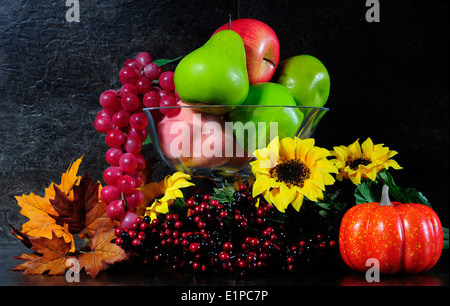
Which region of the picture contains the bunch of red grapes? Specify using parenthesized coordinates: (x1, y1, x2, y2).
(94, 52, 180, 227)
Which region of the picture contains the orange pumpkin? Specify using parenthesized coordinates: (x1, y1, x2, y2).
(339, 185, 443, 274)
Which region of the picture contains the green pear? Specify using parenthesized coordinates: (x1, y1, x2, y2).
(174, 30, 249, 110)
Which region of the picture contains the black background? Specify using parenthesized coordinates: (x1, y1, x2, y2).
(0, 0, 448, 248)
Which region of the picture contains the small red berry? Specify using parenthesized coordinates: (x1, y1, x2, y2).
(219, 251, 230, 261)
(189, 242, 201, 253)
(250, 238, 259, 247)
(223, 241, 233, 251)
(115, 237, 123, 246)
(139, 222, 148, 230)
(128, 230, 137, 239)
(114, 227, 124, 237)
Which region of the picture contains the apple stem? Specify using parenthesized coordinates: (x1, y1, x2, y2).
(228, 14, 232, 30)
(264, 58, 277, 67)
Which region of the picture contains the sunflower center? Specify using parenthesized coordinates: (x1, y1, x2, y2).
(270, 159, 311, 188)
(347, 158, 371, 170)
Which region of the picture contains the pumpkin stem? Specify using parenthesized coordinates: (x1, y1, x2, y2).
(379, 185, 393, 206)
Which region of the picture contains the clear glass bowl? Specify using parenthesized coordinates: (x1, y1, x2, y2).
(143, 105, 329, 180)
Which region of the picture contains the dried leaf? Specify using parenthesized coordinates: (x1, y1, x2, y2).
(9, 224, 32, 249)
(14, 156, 84, 249)
(78, 224, 128, 278)
(45, 156, 83, 199)
(15, 192, 73, 248)
(16, 231, 73, 275)
(11, 253, 40, 271)
(49, 173, 100, 234)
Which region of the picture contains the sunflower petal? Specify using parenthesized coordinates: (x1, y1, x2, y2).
(291, 193, 304, 211)
(280, 137, 296, 160)
(252, 176, 273, 197)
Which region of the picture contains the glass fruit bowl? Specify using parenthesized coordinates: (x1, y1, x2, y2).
(143, 104, 329, 180)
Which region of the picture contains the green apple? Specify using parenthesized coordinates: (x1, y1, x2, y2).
(273, 55, 330, 110)
(174, 30, 249, 111)
(228, 82, 304, 153)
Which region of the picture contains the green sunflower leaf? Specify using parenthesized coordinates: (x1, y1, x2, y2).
(354, 179, 381, 204)
(355, 170, 431, 207)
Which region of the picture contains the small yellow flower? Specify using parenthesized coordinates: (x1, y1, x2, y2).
(330, 138, 402, 185)
(137, 172, 194, 220)
(250, 137, 338, 213)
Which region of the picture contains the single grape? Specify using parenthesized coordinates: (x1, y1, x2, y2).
(105, 147, 123, 166)
(159, 95, 180, 116)
(134, 153, 146, 171)
(159, 71, 175, 91)
(105, 129, 125, 148)
(159, 89, 175, 99)
(142, 63, 162, 80)
(135, 76, 152, 95)
(123, 135, 142, 154)
(101, 185, 120, 203)
(136, 52, 152, 66)
(127, 126, 148, 142)
(103, 166, 123, 185)
(99, 90, 118, 108)
(112, 109, 131, 128)
(121, 93, 140, 112)
(125, 189, 144, 211)
(94, 116, 113, 133)
(119, 152, 138, 173)
(117, 175, 136, 194)
(107, 200, 126, 220)
(123, 59, 143, 75)
(129, 112, 148, 130)
(120, 83, 138, 96)
(119, 67, 139, 85)
(126, 170, 143, 187)
(96, 109, 111, 118)
(142, 90, 160, 108)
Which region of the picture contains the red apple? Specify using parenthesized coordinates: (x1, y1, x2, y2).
(212, 18, 280, 84)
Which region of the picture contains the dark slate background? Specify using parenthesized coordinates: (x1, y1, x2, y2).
(0, 0, 448, 244)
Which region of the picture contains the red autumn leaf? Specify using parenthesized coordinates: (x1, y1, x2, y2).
(49, 172, 100, 234)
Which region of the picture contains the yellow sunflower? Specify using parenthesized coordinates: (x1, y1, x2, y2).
(330, 137, 402, 185)
(137, 172, 194, 220)
(251, 136, 338, 213)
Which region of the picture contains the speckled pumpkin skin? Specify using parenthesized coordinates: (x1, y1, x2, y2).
(339, 202, 443, 274)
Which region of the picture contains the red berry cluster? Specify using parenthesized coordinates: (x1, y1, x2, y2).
(112, 184, 340, 277)
(94, 52, 181, 227)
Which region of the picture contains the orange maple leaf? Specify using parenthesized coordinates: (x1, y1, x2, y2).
(78, 224, 128, 278)
(15, 157, 84, 251)
(14, 231, 74, 276)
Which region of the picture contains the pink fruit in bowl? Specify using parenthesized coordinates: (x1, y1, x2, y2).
(156, 103, 232, 168)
